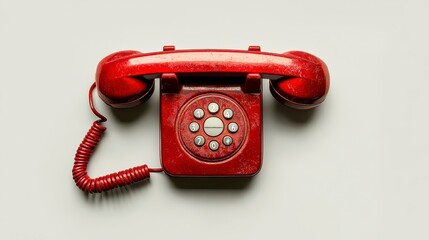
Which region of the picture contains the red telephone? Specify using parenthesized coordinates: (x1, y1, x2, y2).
(73, 46, 330, 193)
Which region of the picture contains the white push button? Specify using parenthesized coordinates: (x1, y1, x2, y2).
(227, 122, 238, 133)
(223, 136, 233, 146)
(203, 117, 224, 137)
(189, 122, 199, 132)
(208, 103, 219, 114)
(223, 109, 233, 119)
(193, 108, 204, 119)
(209, 141, 220, 151)
(194, 136, 205, 146)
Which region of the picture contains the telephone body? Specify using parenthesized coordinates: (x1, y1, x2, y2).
(73, 46, 329, 193)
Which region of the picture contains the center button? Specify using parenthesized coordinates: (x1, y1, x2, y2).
(203, 117, 224, 137)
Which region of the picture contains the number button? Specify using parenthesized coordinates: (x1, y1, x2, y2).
(222, 136, 233, 146)
(209, 140, 220, 151)
(223, 109, 233, 119)
(193, 108, 204, 119)
(227, 122, 239, 133)
(194, 136, 205, 147)
(208, 103, 219, 114)
(189, 122, 199, 133)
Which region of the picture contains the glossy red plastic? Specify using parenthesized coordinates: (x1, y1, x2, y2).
(94, 46, 329, 177)
(96, 47, 329, 109)
(161, 87, 262, 176)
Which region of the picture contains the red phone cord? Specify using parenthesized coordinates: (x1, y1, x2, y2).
(72, 83, 163, 193)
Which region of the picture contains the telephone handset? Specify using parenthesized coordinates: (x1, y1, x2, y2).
(73, 46, 330, 193)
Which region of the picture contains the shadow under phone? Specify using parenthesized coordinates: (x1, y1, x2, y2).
(167, 176, 254, 190)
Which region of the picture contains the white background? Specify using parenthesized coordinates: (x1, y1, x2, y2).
(1, 0, 428, 239)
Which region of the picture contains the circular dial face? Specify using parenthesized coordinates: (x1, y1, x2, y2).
(177, 93, 248, 162)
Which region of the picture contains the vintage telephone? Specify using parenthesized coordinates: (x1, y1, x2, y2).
(72, 46, 330, 193)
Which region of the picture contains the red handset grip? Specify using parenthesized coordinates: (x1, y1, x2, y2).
(98, 49, 324, 80)
(96, 49, 329, 108)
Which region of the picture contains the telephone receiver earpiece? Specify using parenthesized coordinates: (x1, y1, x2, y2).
(96, 47, 329, 110)
(96, 50, 154, 108)
(269, 51, 330, 109)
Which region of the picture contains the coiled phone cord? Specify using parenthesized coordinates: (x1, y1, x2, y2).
(72, 83, 163, 193)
